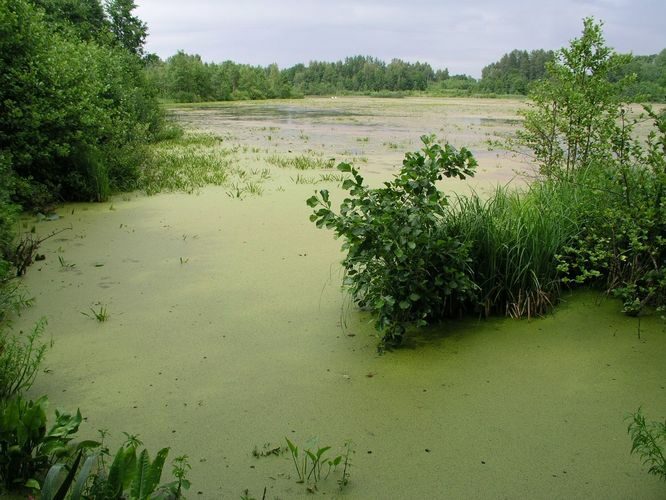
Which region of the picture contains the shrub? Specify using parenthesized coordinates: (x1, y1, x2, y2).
(0, 0, 166, 204)
(308, 135, 479, 347)
(555, 107, 666, 315)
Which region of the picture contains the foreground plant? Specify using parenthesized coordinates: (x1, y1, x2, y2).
(42, 432, 190, 499)
(627, 408, 666, 480)
(285, 437, 351, 491)
(308, 135, 478, 347)
(0, 395, 94, 490)
(0, 318, 47, 401)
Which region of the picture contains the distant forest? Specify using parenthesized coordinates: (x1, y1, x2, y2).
(145, 48, 666, 103)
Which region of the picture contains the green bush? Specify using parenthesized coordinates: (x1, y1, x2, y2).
(308, 135, 479, 347)
(0, 0, 165, 205)
(555, 107, 666, 315)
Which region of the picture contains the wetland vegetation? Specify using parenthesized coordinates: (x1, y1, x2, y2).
(0, 3, 665, 499)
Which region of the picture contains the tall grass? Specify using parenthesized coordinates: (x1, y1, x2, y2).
(451, 181, 584, 318)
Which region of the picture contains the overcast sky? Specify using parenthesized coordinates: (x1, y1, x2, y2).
(135, 0, 666, 77)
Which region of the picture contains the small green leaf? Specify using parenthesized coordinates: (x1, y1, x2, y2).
(25, 479, 41, 490)
(306, 196, 319, 208)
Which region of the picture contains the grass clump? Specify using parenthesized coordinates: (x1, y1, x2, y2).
(267, 153, 335, 170)
(451, 181, 583, 318)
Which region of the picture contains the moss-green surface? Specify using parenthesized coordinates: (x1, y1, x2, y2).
(14, 97, 666, 498)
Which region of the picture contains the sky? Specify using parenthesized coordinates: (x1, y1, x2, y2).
(135, 0, 666, 78)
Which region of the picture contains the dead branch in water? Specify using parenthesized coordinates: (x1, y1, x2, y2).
(13, 225, 72, 277)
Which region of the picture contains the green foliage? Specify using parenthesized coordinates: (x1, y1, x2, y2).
(627, 408, 666, 480)
(104, 0, 146, 57)
(285, 437, 348, 488)
(308, 135, 478, 346)
(451, 181, 582, 318)
(612, 49, 666, 103)
(145, 53, 454, 102)
(0, 318, 48, 401)
(0, 154, 18, 312)
(516, 18, 631, 180)
(505, 18, 666, 316)
(140, 133, 233, 195)
(480, 49, 555, 95)
(0, 0, 165, 205)
(554, 106, 666, 314)
(41, 432, 189, 499)
(0, 395, 93, 490)
(266, 153, 334, 170)
(82, 305, 109, 322)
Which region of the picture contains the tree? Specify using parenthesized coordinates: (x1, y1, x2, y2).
(517, 17, 630, 179)
(104, 0, 146, 56)
(1, 0, 162, 203)
(31, 0, 108, 41)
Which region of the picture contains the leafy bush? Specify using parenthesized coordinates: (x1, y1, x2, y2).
(508, 18, 665, 317)
(0, 0, 165, 205)
(515, 17, 630, 180)
(308, 135, 478, 347)
(554, 107, 666, 315)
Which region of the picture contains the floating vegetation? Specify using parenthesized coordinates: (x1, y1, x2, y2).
(141, 133, 233, 195)
(318, 173, 346, 183)
(291, 174, 319, 185)
(266, 153, 335, 170)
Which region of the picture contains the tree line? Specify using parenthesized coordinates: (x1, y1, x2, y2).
(144, 53, 450, 102)
(148, 48, 666, 103)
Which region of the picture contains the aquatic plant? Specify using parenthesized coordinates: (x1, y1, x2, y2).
(285, 437, 345, 487)
(627, 408, 666, 480)
(318, 173, 346, 183)
(291, 174, 319, 185)
(58, 255, 75, 269)
(451, 181, 582, 318)
(41, 432, 189, 500)
(82, 305, 109, 323)
(267, 153, 334, 170)
(141, 132, 233, 195)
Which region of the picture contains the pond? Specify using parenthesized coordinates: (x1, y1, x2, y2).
(16, 97, 666, 498)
